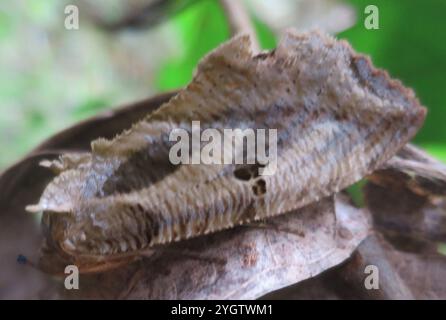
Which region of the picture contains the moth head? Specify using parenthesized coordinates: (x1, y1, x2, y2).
(41, 210, 74, 244)
(31, 209, 78, 274)
(40, 206, 96, 257)
(36, 208, 128, 274)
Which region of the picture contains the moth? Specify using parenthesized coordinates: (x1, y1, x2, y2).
(27, 30, 426, 274)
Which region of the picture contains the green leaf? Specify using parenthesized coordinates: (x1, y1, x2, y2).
(73, 98, 110, 120)
(437, 243, 446, 256)
(155, 1, 278, 90)
(156, 1, 230, 90)
(346, 179, 367, 207)
(421, 143, 446, 164)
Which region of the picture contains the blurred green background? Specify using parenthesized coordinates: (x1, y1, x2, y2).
(0, 0, 445, 170)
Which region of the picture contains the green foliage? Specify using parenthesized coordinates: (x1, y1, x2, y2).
(252, 15, 277, 50)
(155, 0, 277, 91)
(156, 1, 231, 90)
(438, 243, 446, 256)
(72, 97, 111, 120)
(423, 144, 446, 163)
(346, 179, 367, 207)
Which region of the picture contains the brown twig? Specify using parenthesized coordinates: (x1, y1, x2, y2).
(219, 0, 260, 53)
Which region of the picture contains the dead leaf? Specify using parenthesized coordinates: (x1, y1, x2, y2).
(370, 144, 446, 197)
(361, 151, 446, 299)
(63, 195, 370, 299)
(262, 235, 414, 300)
(366, 144, 446, 249)
(264, 146, 446, 300)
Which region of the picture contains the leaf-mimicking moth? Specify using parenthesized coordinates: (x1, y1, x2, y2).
(27, 30, 426, 274)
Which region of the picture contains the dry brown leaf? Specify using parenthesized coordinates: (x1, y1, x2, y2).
(262, 235, 414, 300)
(382, 241, 446, 299)
(366, 144, 446, 249)
(63, 195, 370, 299)
(361, 153, 446, 299)
(365, 182, 446, 250)
(370, 144, 446, 197)
(264, 147, 446, 300)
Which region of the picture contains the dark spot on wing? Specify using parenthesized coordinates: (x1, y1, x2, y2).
(252, 178, 266, 196)
(101, 145, 179, 196)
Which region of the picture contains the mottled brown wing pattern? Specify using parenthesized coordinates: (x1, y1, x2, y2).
(28, 30, 425, 273)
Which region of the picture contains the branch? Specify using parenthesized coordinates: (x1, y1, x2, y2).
(220, 0, 260, 52)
